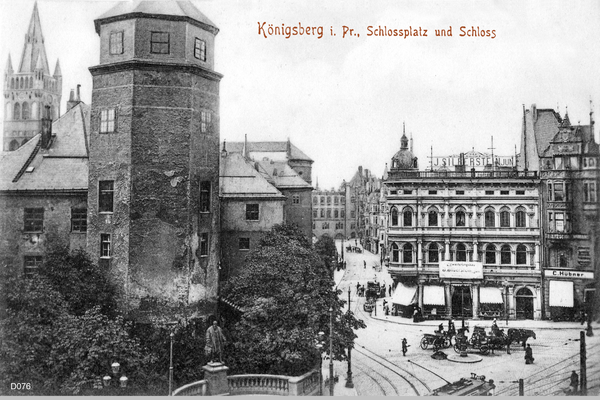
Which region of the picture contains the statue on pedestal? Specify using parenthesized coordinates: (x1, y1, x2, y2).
(205, 320, 226, 364)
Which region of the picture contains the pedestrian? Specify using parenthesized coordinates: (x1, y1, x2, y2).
(413, 308, 419, 323)
(525, 344, 534, 364)
(402, 338, 409, 356)
(389, 284, 392, 297)
(383, 299, 387, 308)
(448, 317, 455, 336)
(569, 371, 579, 394)
(438, 323, 444, 334)
(356, 282, 360, 293)
(363, 260, 366, 269)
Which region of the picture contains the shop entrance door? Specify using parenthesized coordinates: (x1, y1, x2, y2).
(452, 286, 472, 318)
(515, 287, 534, 319)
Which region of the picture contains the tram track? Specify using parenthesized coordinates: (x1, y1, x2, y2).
(352, 361, 401, 396)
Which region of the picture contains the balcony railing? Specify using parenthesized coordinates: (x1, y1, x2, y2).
(386, 170, 538, 180)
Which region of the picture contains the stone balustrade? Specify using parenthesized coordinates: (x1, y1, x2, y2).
(171, 380, 207, 396)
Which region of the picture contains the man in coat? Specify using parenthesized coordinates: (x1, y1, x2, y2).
(205, 320, 226, 363)
(525, 344, 534, 364)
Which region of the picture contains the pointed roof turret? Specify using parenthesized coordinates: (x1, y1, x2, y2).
(382, 163, 389, 180)
(561, 110, 571, 128)
(19, 1, 50, 74)
(6, 54, 13, 73)
(53, 59, 61, 77)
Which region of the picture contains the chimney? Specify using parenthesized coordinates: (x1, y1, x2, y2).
(66, 85, 82, 112)
(76, 84, 81, 101)
(41, 105, 53, 149)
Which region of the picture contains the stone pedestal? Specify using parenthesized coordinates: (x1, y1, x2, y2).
(202, 362, 229, 396)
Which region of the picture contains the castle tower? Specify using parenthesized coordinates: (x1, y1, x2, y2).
(3, 1, 62, 151)
(88, 0, 222, 319)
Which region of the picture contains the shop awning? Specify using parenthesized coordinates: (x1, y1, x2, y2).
(423, 286, 445, 306)
(479, 287, 503, 304)
(391, 283, 417, 306)
(549, 280, 574, 307)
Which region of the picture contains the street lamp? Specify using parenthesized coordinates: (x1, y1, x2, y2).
(100, 361, 128, 393)
(316, 332, 325, 396)
(329, 307, 334, 396)
(346, 288, 354, 389)
(165, 321, 178, 396)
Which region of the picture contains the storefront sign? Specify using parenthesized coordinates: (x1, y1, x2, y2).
(544, 270, 594, 280)
(428, 151, 514, 171)
(439, 261, 483, 279)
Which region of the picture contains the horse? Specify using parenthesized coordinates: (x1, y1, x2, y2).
(508, 328, 536, 349)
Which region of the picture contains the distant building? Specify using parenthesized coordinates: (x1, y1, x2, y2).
(312, 185, 349, 241)
(519, 105, 599, 320)
(3, 2, 62, 151)
(385, 129, 543, 320)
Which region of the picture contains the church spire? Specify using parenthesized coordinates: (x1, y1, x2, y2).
(5, 54, 13, 73)
(53, 59, 61, 77)
(18, 1, 50, 74)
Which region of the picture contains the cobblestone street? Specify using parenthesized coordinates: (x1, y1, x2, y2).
(329, 241, 600, 396)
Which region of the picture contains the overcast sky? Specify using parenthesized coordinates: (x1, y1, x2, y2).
(1, 0, 599, 189)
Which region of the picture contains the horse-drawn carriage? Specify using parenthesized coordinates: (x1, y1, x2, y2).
(459, 325, 537, 353)
(420, 332, 452, 351)
(454, 327, 490, 355)
(345, 246, 363, 253)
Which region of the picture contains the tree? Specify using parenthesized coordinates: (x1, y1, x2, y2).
(314, 235, 339, 272)
(222, 224, 365, 376)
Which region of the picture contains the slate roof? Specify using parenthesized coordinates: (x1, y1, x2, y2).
(219, 152, 285, 199)
(95, 0, 218, 34)
(227, 141, 313, 162)
(256, 161, 312, 189)
(0, 103, 89, 192)
(531, 109, 562, 156)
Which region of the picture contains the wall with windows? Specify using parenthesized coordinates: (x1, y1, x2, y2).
(281, 188, 312, 239)
(0, 193, 87, 276)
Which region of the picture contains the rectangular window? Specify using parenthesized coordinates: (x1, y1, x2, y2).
(554, 156, 563, 170)
(151, 31, 170, 54)
(351, 196, 355, 203)
(584, 181, 597, 203)
(109, 31, 124, 55)
(351, 211, 356, 218)
(313, 209, 318, 218)
(239, 237, 250, 251)
(334, 197, 338, 204)
(322, 222, 329, 229)
(341, 197, 345, 204)
(24, 208, 44, 232)
(428, 190, 437, 195)
(341, 210, 345, 218)
(326, 209, 331, 218)
(200, 181, 211, 212)
(320, 209, 325, 218)
(327, 197, 331, 204)
(71, 208, 87, 232)
(554, 182, 564, 201)
(194, 38, 206, 61)
(246, 204, 259, 221)
(201, 111, 212, 133)
(200, 233, 209, 256)
(24, 255, 43, 277)
(455, 190, 465, 195)
(555, 212, 565, 232)
(485, 190, 494, 195)
(100, 108, 116, 133)
(99, 180, 114, 213)
(292, 195, 300, 204)
(500, 190, 509, 195)
(516, 190, 525, 195)
(403, 190, 413, 194)
(100, 234, 111, 258)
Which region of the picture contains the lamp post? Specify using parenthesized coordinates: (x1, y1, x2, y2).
(316, 332, 325, 396)
(100, 361, 128, 394)
(503, 279, 509, 326)
(346, 288, 354, 389)
(329, 306, 334, 396)
(169, 332, 174, 396)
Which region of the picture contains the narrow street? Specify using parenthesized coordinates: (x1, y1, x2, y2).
(331, 240, 600, 396)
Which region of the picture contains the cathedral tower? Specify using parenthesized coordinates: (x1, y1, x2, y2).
(3, 1, 62, 151)
(88, 0, 222, 319)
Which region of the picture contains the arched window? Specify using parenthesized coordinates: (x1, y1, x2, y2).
(341, 210, 345, 218)
(516, 244, 527, 265)
(29, 77, 33, 88)
(485, 244, 496, 264)
(334, 209, 339, 218)
(20, 77, 24, 89)
(391, 207, 398, 226)
(485, 208, 495, 227)
(500, 208, 510, 227)
(391, 243, 399, 263)
(403, 243, 413, 263)
(320, 197, 325, 205)
(21, 102, 29, 120)
(403, 207, 412, 227)
(320, 209, 324, 218)
(456, 243, 467, 261)
(428, 207, 438, 226)
(9, 140, 19, 151)
(501, 245, 511, 264)
(428, 243, 439, 263)
(13, 102, 20, 120)
(515, 207, 526, 228)
(455, 209, 466, 227)
(11, 77, 14, 89)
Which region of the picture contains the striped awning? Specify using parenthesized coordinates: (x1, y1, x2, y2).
(549, 280, 574, 307)
(479, 287, 503, 304)
(391, 283, 417, 306)
(423, 286, 445, 306)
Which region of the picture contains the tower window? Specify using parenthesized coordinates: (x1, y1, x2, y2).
(239, 237, 250, 251)
(100, 109, 116, 133)
(194, 38, 206, 61)
(24, 255, 43, 278)
(200, 181, 211, 212)
(246, 204, 259, 221)
(100, 234, 111, 258)
(200, 233, 209, 256)
(110, 31, 124, 55)
(201, 111, 212, 133)
(24, 208, 44, 232)
(151, 32, 170, 54)
(292, 195, 300, 204)
(99, 180, 114, 213)
(71, 208, 87, 232)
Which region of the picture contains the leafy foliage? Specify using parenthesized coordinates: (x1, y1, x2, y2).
(222, 224, 365, 376)
(314, 235, 339, 272)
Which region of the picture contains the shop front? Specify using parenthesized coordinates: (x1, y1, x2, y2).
(544, 269, 595, 321)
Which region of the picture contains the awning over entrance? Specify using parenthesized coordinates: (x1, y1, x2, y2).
(479, 287, 503, 304)
(549, 280, 574, 307)
(391, 283, 417, 306)
(423, 285, 445, 306)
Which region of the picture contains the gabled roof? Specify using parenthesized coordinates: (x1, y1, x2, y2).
(95, 0, 218, 35)
(531, 109, 562, 155)
(19, 2, 50, 74)
(0, 103, 89, 192)
(219, 152, 285, 199)
(227, 141, 313, 162)
(256, 161, 312, 189)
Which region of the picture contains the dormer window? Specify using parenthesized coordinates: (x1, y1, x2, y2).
(194, 38, 206, 61)
(151, 32, 170, 54)
(110, 31, 124, 55)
